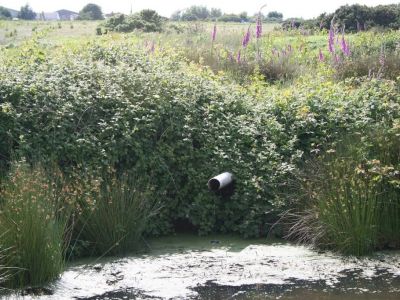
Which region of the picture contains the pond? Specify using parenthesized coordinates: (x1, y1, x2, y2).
(14, 234, 400, 299)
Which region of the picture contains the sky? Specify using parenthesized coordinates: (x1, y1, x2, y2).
(1, 0, 399, 19)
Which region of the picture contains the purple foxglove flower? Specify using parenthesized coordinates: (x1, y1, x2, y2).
(212, 24, 217, 42)
(328, 27, 335, 53)
(379, 46, 385, 67)
(319, 49, 325, 61)
(150, 41, 155, 53)
(340, 36, 346, 53)
(334, 54, 340, 63)
(256, 15, 262, 38)
(242, 28, 251, 47)
(237, 50, 241, 63)
(340, 36, 351, 56)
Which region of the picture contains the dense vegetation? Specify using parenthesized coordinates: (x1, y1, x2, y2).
(102, 10, 164, 33)
(17, 5, 36, 21)
(170, 5, 281, 23)
(0, 7, 11, 20)
(285, 4, 400, 31)
(0, 2, 399, 290)
(78, 3, 104, 21)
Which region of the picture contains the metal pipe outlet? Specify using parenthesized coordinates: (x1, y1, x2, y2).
(208, 172, 233, 191)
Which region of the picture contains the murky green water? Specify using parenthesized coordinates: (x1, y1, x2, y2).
(9, 234, 400, 299)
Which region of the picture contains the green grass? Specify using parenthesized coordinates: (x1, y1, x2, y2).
(287, 129, 400, 255)
(0, 20, 100, 45)
(0, 163, 71, 288)
(76, 173, 158, 256)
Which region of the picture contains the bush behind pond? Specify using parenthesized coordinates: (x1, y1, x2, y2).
(0, 40, 399, 239)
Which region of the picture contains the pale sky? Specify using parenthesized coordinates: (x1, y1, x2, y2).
(1, 0, 398, 19)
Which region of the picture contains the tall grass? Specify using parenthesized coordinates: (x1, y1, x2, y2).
(77, 173, 158, 256)
(0, 243, 12, 291)
(287, 129, 400, 255)
(0, 163, 71, 288)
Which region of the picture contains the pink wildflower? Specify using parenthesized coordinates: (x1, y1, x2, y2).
(256, 15, 262, 38)
(212, 24, 217, 42)
(328, 27, 335, 53)
(242, 27, 251, 47)
(319, 49, 325, 61)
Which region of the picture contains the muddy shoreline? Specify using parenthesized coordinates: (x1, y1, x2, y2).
(9, 234, 400, 299)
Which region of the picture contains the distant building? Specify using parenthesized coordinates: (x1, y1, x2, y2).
(56, 9, 79, 21)
(36, 9, 79, 21)
(38, 12, 59, 21)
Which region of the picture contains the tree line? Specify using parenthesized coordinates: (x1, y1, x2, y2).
(0, 3, 105, 20)
(170, 6, 283, 23)
(283, 4, 400, 31)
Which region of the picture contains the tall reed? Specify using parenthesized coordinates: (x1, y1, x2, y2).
(287, 129, 400, 255)
(0, 163, 71, 288)
(78, 172, 158, 256)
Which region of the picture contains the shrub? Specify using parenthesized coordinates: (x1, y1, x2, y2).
(0, 40, 399, 239)
(78, 3, 104, 21)
(103, 10, 163, 33)
(77, 173, 158, 256)
(0, 163, 71, 287)
(0, 7, 11, 20)
(286, 127, 400, 255)
(333, 50, 400, 80)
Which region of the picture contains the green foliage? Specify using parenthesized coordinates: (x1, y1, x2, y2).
(210, 8, 222, 20)
(0, 7, 11, 20)
(287, 127, 400, 255)
(0, 36, 399, 240)
(267, 11, 283, 21)
(171, 7, 252, 23)
(0, 242, 12, 287)
(17, 5, 36, 20)
(103, 10, 163, 33)
(0, 163, 70, 287)
(181, 6, 210, 21)
(78, 3, 104, 21)
(316, 4, 400, 31)
(77, 173, 158, 255)
(218, 14, 244, 23)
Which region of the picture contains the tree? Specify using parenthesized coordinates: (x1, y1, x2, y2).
(103, 9, 164, 33)
(181, 6, 210, 21)
(239, 11, 249, 22)
(267, 11, 283, 21)
(373, 4, 399, 28)
(78, 3, 104, 20)
(334, 4, 372, 31)
(210, 8, 222, 19)
(170, 10, 181, 21)
(219, 14, 242, 23)
(138, 9, 163, 32)
(0, 7, 12, 19)
(18, 4, 36, 20)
